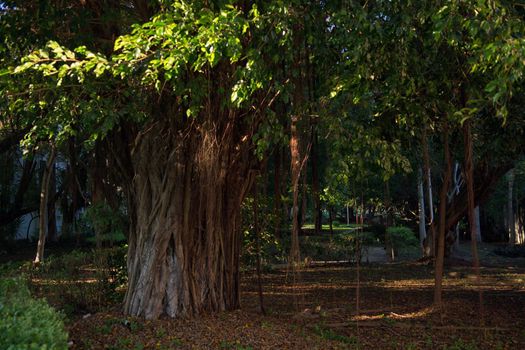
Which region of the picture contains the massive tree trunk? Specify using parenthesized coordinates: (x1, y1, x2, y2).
(122, 118, 254, 319)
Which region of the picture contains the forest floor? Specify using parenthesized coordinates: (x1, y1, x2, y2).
(63, 244, 525, 350)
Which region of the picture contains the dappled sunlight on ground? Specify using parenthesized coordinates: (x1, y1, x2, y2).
(351, 306, 434, 321)
(241, 262, 525, 349)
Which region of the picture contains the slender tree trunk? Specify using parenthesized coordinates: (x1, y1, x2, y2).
(300, 170, 307, 228)
(384, 181, 394, 262)
(47, 162, 57, 242)
(252, 181, 266, 315)
(434, 126, 452, 307)
(422, 127, 436, 257)
(417, 167, 427, 255)
(507, 169, 516, 244)
(516, 207, 525, 244)
(273, 148, 282, 239)
(463, 119, 484, 326)
(463, 123, 479, 251)
(122, 120, 254, 319)
(65, 138, 82, 244)
(91, 142, 107, 248)
(289, 114, 302, 264)
(311, 130, 322, 235)
(34, 145, 57, 264)
(447, 162, 462, 255)
(289, 20, 305, 266)
(474, 206, 481, 242)
(328, 206, 334, 236)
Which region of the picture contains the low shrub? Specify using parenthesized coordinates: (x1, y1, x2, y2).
(82, 202, 128, 247)
(386, 226, 419, 253)
(299, 232, 375, 262)
(0, 278, 68, 350)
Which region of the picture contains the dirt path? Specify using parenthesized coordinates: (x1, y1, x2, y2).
(362, 246, 388, 263)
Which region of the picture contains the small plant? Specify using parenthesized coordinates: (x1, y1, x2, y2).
(96, 324, 112, 335)
(171, 337, 184, 346)
(425, 335, 434, 348)
(444, 339, 478, 350)
(82, 339, 94, 348)
(156, 326, 167, 338)
(313, 324, 356, 344)
(121, 317, 143, 333)
(261, 321, 272, 329)
(220, 341, 235, 349)
(117, 336, 133, 347)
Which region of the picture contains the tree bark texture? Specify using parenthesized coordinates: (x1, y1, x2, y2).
(422, 127, 436, 257)
(384, 181, 395, 262)
(35, 146, 57, 264)
(463, 121, 481, 270)
(434, 127, 452, 307)
(122, 118, 255, 319)
(273, 148, 282, 239)
(311, 130, 322, 235)
(300, 170, 307, 228)
(474, 206, 481, 242)
(289, 114, 301, 264)
(252, 181, 266, 315)
(463, 119, 484, 326)
(47, 162, 57, 242)
(507, 169, 516, 244)
(417, 167, 427, 255)
(91, 142, 108, 248)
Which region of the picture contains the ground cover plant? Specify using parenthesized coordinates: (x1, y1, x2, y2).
(0, 278, 68, 350)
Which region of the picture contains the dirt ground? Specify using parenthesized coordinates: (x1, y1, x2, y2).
(67, 250, 525, 350)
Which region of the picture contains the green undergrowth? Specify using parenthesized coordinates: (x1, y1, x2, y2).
(0, 278, 68, 350)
